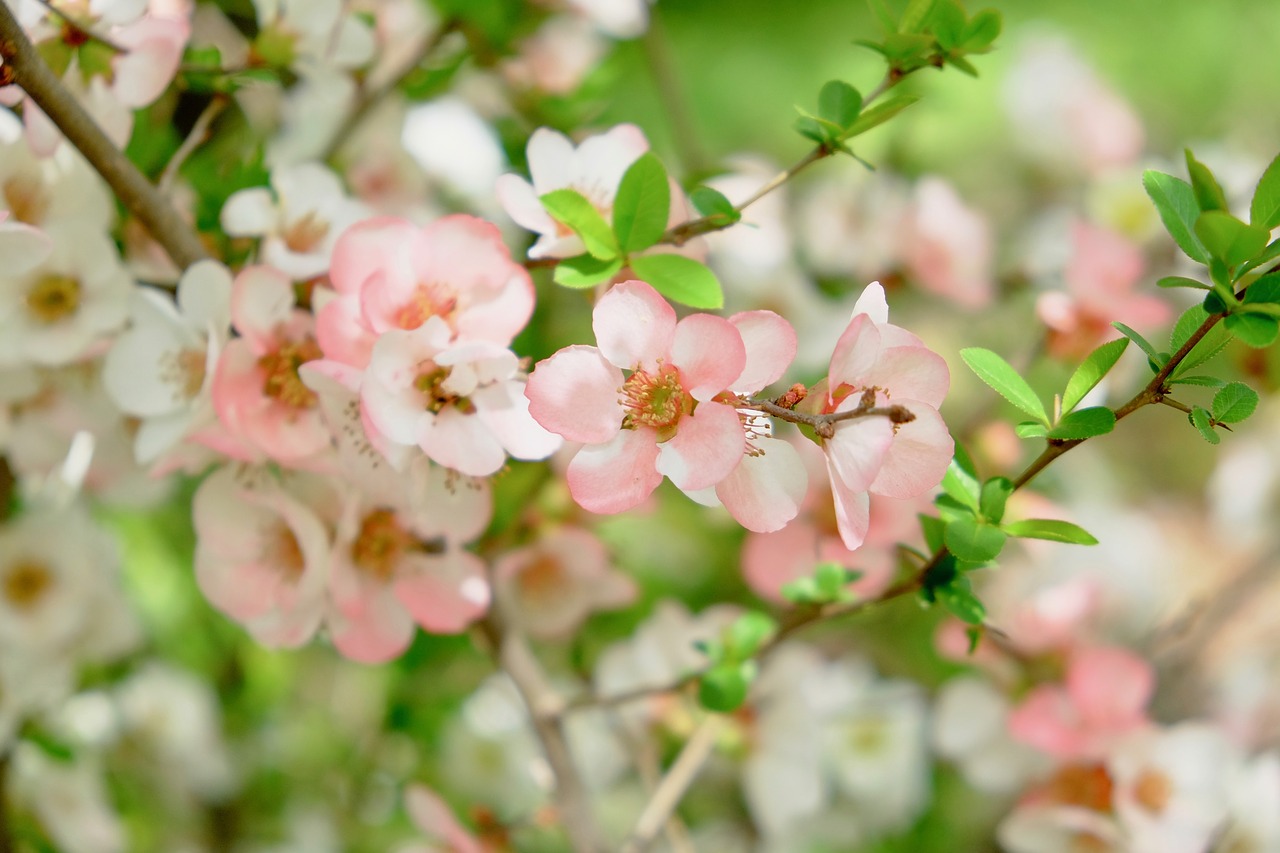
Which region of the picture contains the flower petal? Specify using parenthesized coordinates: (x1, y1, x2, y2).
(525, 345, 626, 444)
(869, 401, 952, 499)
(716, 435, 808, 532)
(671, 313, 745, 401)
(593, 280, 675, 371)
(567, 428, 662, 513)
(655, 401, 743, 491)
(729, 310, 797, 393)
(394, 551, 490, 633)
(827, 313, 883, 391)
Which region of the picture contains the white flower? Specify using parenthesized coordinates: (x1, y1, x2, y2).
(932, 676, 1049, 794)
(12, 745, 126, 853)
(103, 260, 232, 464)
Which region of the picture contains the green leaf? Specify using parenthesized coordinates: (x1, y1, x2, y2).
(1143, 170, 1209, 264)
(540, 189, 618, 260)
(1185, 149, 1229, 212)
(1047, 406, 1116, 440)
(794, 114, 834, 145)
(940, 458, 981, 513)
(612, 153, 670, 254)
(1157, 276, 1210, 290)
(899, 0, 938, 33)
(698, 661, 756, 713)
(841, 94, 920, 140)
(920, 514, 945, 553)
(1002, 519, 1099, 545)
(780, 576, 822, 605)
(1244, 272, 1280, 306)
(1195, 210, 1271, 270)
(867, 0, 897, 31)
(1240, 240, 1280, 277)
(1166, 307, 1232, 378)
(960, 348, 1048, 423)
(1169, 375, 1225, 387)
(1113, 323, 1164, 370)
(818, 80, 862, 128)
(553, 255, 622, 289)
(944, 516, 1008, 563)
(935, 577, 986, 625)
(1225, 312, 1280, 347)
(36, 38, 74, 78)
(1190, 406, 1221, 445)
(690, 186, 739, 223)
(943, 53, 980, 77)
(979, 477, 1012, 524)
(724, 612, 777, 659)
(628, 254, 724, 309)
(927, 0, 966, 48)
(1015, 421, 1048, 439)
(1250, 152, 1280, 230)
(1062, 337, 1128, 413)
(1212, 382, 1259, 424)
(960, 8, 1002, 50)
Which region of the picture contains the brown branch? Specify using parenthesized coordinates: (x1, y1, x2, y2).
(746, 397, 915, 438)
(618, 715, 722, 853)
(0, 2, 209, 269)
(30, 0, 127, 54)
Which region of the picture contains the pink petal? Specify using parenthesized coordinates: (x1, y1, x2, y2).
(567, 428, 662, 513)
(1067, 646, 1153, 731)
(231, 266, 295, 345)
(496, 173, 557, 235)
(670, 313, 745, 401)
(655, 401, 743, 491)
(394, 551, 490, 633)
(593, 280, 676, 371)
(729, 310, 797, 393)
(869, 401, 953, 499)
(852, 282, 890, 324)
(1008, 686, 1087, 759)
(870, 346, 950, 409)
(828, 469, 872, 551)
(316, 294, 375, 368)
(825, 415, 895, 495)
(328, 216, 417, 294)
(827, 313, 883, 391)
(716, 435, 807, 532)
(525, 346, 625, 444)
(419, 408, 506, 477)
(526, 126, 575, 192)
(329, 590, 417, 663)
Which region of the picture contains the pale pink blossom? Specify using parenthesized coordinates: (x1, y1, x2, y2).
(206, 265, 331, 465)
(356, 316, 560, 478)
(496, 124, 649, 259)
(502, 16, 607, 95)
(221, 162, 371, 279)
(399, 784, 484, 853)
(493, 526, 636, 638)
(250, 0, 375, 72)
(997, 802, 1125, 853)
(1008, 645, 1154, 761)
(318, 215, 534, 368)
(803, 283, 952, 550)
(566, 0, 651, 39)
(525, 280, 751, 516)
(901, 176, 994, 309)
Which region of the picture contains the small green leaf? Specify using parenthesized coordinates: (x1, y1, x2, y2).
(943, 54, 980, 76)
(940, 458, 981, 513)
(628, 254, 724, 309)
(540, 189, 618, 260)
(818, 80, 862, 128)
(1167, 307, 1232, 378)
(1195, 210, 1271, 270)
(36, 38, 74, 78)
(920, 514, 945, 553)
(794, 114, 834, 145)
(1225, 312, 1280, 347)
(927, 0, 966, 48)
(960, 8, 1002, 50)
(781, 577, 822, 605)
(867, 0, 897, 31)
(979, 477, 1013, 524)
(935, 577, 986, 625)
(1047, 406, 1116, 440)
(1062, 337, 1128, 413)
(1002, 519, 1098, 545)
(690, 186, 739, 222)
(944, 516, 1008, 563)
(1190, 406, 1221, 445)
(612, 153, 671, 254)
(1157, 276, 1210, 290)
(841, 94, 920, 140)
(1113, 323, 1164, 370)
(553, 255, 622, 289)
(1250, 152, 1280, 230)
(899, 0, 938, 32)
(724, 612, 777, 660)
(1143, 170, 1209, 264)
(1212, 381, 1259, 424)
(1240, 240, 1280, 278)
(698, 661, 756, 712)
(1015, 421, 1048, 439)
(1185, 149, 1229, 212)
(960, 347, 1048, 423)
(1244, 272, 1280, 306)
(1169, 375, 1225, 387)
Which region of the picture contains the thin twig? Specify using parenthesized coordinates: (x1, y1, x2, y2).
(746, 397, 914, 438)
(158, 95, 227, 195)
(618, 715, 723, 853)
(30, 0, 127, 54)
(0, 3, 209, 269)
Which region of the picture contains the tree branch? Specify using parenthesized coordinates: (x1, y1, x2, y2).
(0, 2, 209, 269)
(618, 715, 723, 853)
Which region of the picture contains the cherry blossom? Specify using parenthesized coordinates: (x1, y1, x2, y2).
(901, 176, 994, 309)
(798, 282, 953, 550)
(526, 280, 751, 515)
(399, 784, 484, 853)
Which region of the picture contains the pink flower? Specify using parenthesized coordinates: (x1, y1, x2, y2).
(1008, 646, 1154, 761)
(492, 527, 636, 638)
(318, 215, 534, 368)
(525, 280, 752, 516)
(400, 784, 484, 853)
(358, 316, 560, 478)
(807, 283, 952, 550)
(901, 177, 994, 309)
(206, 266, 330, 464)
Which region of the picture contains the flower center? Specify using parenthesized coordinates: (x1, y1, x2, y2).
(26, 274, 81, 324)
(263, 521, 306, 581)
(258, 337, 322, 409)
(393, 283, 458, 331)
(620, 364, 688, 431)
(516, 554, 567, 603)
(161, 347, 208, 402)
(4, 174, 49, 225)
(1132, 768, 1172, 814)
(414, 363, 474, 414)
(281, 211, 330, 254)
(351, 509, 413, 582)
(1047, 763, 1114, 812)
(3, 560, 55, 611)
